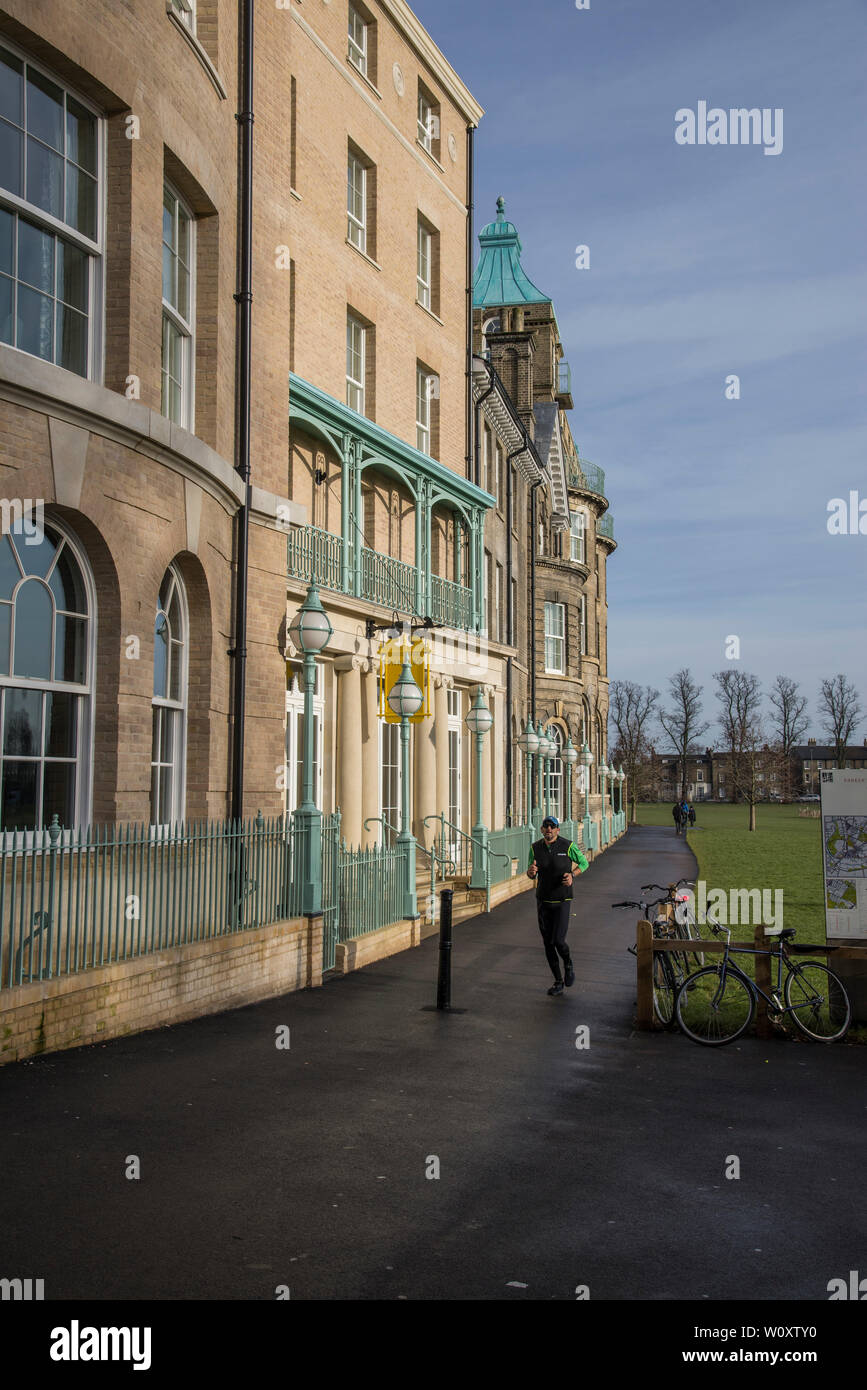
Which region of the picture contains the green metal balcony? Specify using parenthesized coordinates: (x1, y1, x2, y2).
(287, 524, 475, 630)
(598, 513, 615, 541)
(567, 454, 607, 500)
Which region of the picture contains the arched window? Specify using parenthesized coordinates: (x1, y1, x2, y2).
(0, 517, 93, 830)
(151, 565, 188, 825)
(548, 724, 564, 821)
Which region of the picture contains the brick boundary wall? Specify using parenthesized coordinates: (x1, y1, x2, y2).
(0, 916, 321, 1067)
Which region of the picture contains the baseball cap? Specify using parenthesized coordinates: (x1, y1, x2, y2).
(541, 816, 560, 828)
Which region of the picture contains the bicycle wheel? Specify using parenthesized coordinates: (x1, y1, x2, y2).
(784, 961, 851, 1041)
(652, 952, 676, 1026)
(675, 966, 755, 1045)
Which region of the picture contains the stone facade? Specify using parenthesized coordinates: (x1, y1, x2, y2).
(472, 204, 617, 827)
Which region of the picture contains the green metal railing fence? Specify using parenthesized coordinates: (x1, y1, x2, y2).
(0, 801, 627, 989)
(0, 812, 342, 989)
(487, 825, 532, 885)
(337, 839, 407, 944)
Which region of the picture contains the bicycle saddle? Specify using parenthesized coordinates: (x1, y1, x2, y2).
(764, 927, 796, 940)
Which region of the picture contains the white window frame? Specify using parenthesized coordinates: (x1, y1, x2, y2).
(161, 181, 195, 431)
(346, 312, 365, 414)
(416, 365, 432, 454)
(417, 88, 438, 151)
(377, 683, 405, 846)
(482, 550, 490, 638)
(0, 518, 96, 840)
(170, 0, 195, 30)
(447, 688, 462, 854)
(548, 725, 563, 821)
(570, 509, 586, 563)
(347, 150, 366, 252)
(544, 601, 565, 674)
(494, 562, 503, 643)
(417, 219, 431, 308)
(347, 4, 368, 76)
(151, 564, 189, 829)
(579, 593, 587, 655)
(0, 40, 104, 382)
(285, 661, 324, 816)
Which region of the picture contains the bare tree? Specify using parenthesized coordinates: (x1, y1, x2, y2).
(713, 669, 775, 830)
(658, 669, 709, 802)
(609, 680, 659, 822)
(818, 674, 862, 768)
(768, 675, 809, 800)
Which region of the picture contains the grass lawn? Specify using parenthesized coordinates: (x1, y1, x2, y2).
(634, 802, 826, 946)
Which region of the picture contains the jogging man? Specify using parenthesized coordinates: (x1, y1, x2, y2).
(527, 816, 589, 996)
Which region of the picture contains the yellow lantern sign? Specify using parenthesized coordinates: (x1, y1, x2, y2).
(379, 636, 431, 724)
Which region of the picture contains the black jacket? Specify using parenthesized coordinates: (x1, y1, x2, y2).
(531, 836, 575, 903)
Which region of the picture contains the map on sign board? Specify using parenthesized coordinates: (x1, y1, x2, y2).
(820, 769, 867, 939)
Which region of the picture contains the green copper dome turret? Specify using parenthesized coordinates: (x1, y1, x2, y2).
(472, 196, 551, 309)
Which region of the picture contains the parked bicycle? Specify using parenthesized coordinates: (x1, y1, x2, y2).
(614, 893, 689, 1026)
(675, 922, 852, 1046)
(640, 880, 706, 968)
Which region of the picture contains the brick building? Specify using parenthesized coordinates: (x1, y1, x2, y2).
(0, 0, 620, 867)
(0, 0, 304, 830)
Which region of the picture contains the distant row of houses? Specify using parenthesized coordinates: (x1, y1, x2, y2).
(642, 740, 867, 803)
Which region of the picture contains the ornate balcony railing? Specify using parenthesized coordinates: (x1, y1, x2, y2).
(567, 454, 607, 499)
(429, 572, 473, 631)
(287, 523, 345, 590)
(287, 525, 475, 630)
(360, 547, 419, 613)
(598, 513, 615, 540)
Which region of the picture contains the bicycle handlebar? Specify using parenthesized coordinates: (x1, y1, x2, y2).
(640, 878, 695, 893)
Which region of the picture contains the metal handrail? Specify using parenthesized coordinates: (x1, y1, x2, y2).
(423, 813, 510, 866)
(424, 813, 512, 917)
(365, 814, 456, 925)
(363, 814, 455, 873)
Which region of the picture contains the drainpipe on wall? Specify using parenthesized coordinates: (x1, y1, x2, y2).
(504, 444, 524, 825)
(529, 478, 544, 723)
(465, 124, 475, 484)
(230, 0, 254, 822)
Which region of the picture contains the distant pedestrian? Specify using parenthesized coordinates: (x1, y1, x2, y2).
(688, 805, 696, 827)
(672, 802, 683, 835)
(527, 816, 589, 996)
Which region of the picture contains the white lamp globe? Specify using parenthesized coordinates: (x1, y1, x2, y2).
(466, 689, 493, 735)
(288, 583, 333, 654)
(387, 661, 423, 718)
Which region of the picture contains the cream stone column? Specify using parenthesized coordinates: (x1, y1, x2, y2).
(433, 674, 451, 841)
(360, 664, 380, 846)
(335, 656, 365, 848)
(483, 683, 496, 830)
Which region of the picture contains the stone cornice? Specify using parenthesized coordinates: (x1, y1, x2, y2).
(375, 0, 484, 126)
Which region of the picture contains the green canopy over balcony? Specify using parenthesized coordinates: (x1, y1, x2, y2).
(287, 373, 495, 632)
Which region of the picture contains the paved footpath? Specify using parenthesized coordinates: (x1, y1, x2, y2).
(1, 826, 864, 1301)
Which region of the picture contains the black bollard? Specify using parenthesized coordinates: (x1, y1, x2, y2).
(437, 888, 453, 1010)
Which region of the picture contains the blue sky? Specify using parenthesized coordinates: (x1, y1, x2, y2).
(411, 0, 867, 745)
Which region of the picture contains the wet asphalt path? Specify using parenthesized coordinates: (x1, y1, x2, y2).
(1, 825, 864, 1301)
